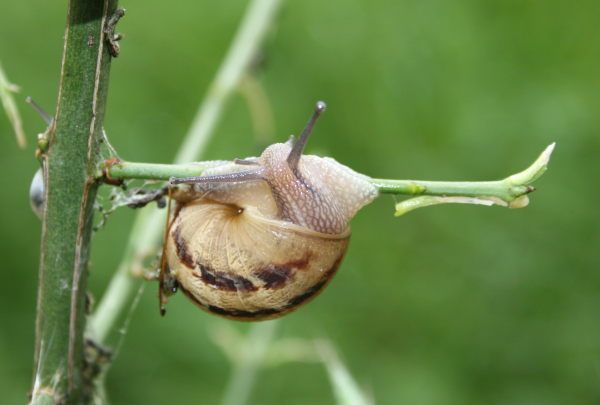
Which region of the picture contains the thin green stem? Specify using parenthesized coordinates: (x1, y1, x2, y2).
(316, 340, 371, 405)
(0, 58, 26, 148)
(388, 142, 555, 215)
(372, 143, 554, 199)
(174, 0, 282, 165)
(100, 143, 555, 216)
(103, 161, 209, 182)
(90, 207, 164, 344)
(220, 322, 278, 405)
(90, 0, 284, 345)
(370, 179, 524, 200)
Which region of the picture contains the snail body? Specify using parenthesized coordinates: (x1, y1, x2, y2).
(163, 102, 379, 321)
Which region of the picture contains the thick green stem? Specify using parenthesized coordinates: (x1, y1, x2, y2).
(32, 1, 118, 404)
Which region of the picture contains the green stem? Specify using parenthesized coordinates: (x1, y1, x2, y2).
(90, 0, 284, 345)
(220, 322, 278, 405)
(173, 0, 282, 165)
(372, 143, 554, 199)
(388, 142, 555, 215)
(32, 1, 118, 404)
(100, 143, 555, 214)
(90, 206, 165, 345)
(371, 179, 527, 200)
(0, 58, 26, 148)
(316, 340, 371, 405)
(103, 161, 209, 181)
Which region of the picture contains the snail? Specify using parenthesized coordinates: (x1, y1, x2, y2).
(160, 101, 379, 321)
(30, 168, 45, 220)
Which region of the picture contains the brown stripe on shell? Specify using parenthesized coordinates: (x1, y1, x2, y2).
(179, 251, 347, 321)
(253, 264, 292, 289)
(284, 280, 328, 310)
(207, 304, 281, 319)
(288, 254, 311, 270)
(195, 263, 258, 293)
(252, 254, 311, 290)
(172, 201, 185, 217)
(178, 284, 283, 320)
(283, 251, 346, 309)
(178, 284, 213, 313)
(172, 224, 194, 269)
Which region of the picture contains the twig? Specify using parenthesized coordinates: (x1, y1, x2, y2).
(0, 58, 26, 148)
(219, 322, 279, 405)
(99, 142, 555, 214)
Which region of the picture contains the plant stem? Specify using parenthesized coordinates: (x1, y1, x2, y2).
(173, 0, 282, 165)
(102, 161, 209, 182)
(388, 142, 555, 215)
(32, 1, 118, 404)
(372, 143, 554, 199)
(220, 322, 278, 405)
(0, 58, 26, 148)
(90, 0, 284, 345)
(316, 340, 372, 405)
(100, 143, 555, 213)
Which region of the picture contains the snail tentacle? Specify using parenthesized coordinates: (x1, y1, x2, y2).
(286, 101, 326, 172)
(170, 167, 266, 185)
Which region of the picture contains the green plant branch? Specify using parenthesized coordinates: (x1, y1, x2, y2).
(173, 0, 282, 165)
(238, 74, 276, 146)
(100, 160, 209, 182)
(0, 58, 26, 148)
(32, 1, 118, 404)
(388, 142, 555, 215)
(316, 339, 372, 405)
(371, 143, 554, 199)
(100, 142, 555, 214)
(217, 321, 279, 405)
(89, 0, 284, 345)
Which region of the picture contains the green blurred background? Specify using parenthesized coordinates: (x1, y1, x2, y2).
(1, 0, 599, 404)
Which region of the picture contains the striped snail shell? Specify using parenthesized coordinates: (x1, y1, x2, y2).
(162, 102, 379, 321)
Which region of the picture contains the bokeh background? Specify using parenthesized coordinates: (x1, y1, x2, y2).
(1, 0, 599, 404)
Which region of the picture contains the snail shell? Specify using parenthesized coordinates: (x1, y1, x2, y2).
(163, 102, 379, 321)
